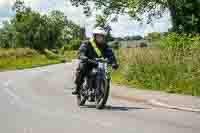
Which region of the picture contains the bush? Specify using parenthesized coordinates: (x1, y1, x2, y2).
(139, 42, 148, 48)
(61, 38, 81, 52)
(70, 39, 81, 50)
(159, 33, 200, 49)
(44, 49, 61, 60)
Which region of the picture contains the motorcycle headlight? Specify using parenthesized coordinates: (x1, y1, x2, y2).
(98, 62, 104, 69)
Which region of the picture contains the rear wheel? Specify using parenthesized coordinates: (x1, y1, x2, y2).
(96, 79, 110, 110)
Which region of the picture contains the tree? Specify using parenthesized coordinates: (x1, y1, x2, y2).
(69, 0, 200, 34)
(0, 0, 83, 50)
(0, 21, 16, 48)
(62, 18, 84, 43)
(124, 35, 143, 41)
(131, 35, 143, 40)
(12, 0, 26, 13)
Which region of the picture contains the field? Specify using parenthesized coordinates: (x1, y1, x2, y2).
(113, 48, 200, 96)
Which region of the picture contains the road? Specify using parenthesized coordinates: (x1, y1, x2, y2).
(0, 63, 199, 133)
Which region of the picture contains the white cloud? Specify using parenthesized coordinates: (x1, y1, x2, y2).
(24, 0, 41, 5)
(62, 1, 96, 37)
(0, 17, 11, 28)
(0, 0, 14, 8)
(0, 0, 14, 16)
(0, 0, 42, 23)
(110, 11, 172, 37)
(0, 0, 41, 10)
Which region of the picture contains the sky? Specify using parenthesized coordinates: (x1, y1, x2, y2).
(0, 0, 172, 37)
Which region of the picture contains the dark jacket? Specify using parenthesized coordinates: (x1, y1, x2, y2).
(78, 40, 117, 65)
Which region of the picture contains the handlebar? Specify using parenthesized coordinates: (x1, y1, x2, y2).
(80, 56, 108, 64)
(80, 56, 115, 72)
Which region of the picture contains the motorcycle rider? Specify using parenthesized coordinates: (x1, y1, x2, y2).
(72, 27, 119, 95)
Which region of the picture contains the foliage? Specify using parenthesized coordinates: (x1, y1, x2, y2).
(169, 0, 200, 33)
(61, 38, 81, 51)
(0, 0, 83, 51)
(0, 22, 16, 48)
(159, 33, 200, 49)
(95, 15, 108, 28)
(124, 35, 143, 41)
(70, 0, 200, 34)
(69, 38, 81, 50)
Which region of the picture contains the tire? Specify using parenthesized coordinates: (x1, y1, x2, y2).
(76, 94, 86, 106)
(96, 79, 110, 110)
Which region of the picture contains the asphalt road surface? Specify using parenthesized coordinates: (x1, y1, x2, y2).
(0, 63, 199, 133)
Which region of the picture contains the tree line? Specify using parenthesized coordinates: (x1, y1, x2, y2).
(0, 0, 84, 51)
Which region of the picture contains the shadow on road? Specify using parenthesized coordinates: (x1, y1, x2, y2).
(81, 105, 150, 112)
(105, 105, 150, 111)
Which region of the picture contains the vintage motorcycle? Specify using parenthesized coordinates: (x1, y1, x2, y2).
(75, 57, 112, 109)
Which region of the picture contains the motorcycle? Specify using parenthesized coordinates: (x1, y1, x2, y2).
(76, 57, 112, 109)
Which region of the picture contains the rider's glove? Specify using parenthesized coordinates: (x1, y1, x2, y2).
(112, 64, 119, 70)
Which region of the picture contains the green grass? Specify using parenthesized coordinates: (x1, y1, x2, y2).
(63, 50, 77, 61)
(0, 48, 65, 71)
(112, 48, 200, 96)
(0, 56, 62, 71)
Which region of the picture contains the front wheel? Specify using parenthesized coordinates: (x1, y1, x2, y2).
(76, 94, 86, 106)
(96, 79, 110, 109)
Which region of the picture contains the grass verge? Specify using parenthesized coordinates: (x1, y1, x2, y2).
(0, 48, 65, 71)
(112, 48, 200, 96)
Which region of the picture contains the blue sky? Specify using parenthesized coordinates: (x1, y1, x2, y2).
(0, 0, 172, 37)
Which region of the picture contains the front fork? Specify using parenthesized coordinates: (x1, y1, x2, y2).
(95, 71, 110, 98)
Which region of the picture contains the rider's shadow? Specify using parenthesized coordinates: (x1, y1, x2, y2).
(105, 105, 150, 112)
(82, 105, 150, 112)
